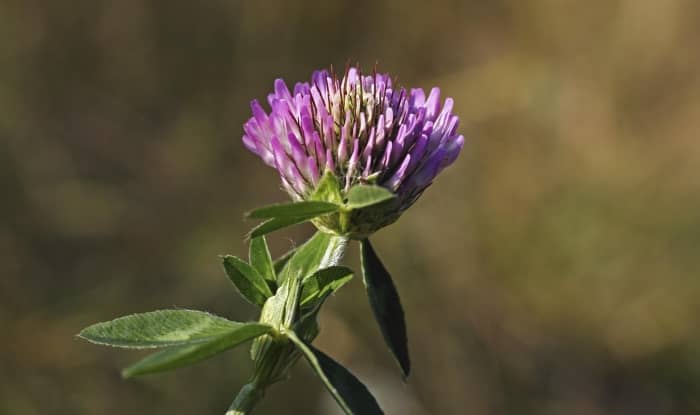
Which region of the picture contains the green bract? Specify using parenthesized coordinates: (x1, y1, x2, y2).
(247, 170, 399, 239)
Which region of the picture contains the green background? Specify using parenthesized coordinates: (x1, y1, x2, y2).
(2, 1, 700, 413)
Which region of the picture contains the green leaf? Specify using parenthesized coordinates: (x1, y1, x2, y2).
(78, 310, 242, 349)
(122, 323, 273, 377)
(301, 266, 354, 306)
(345, 185, 395, 210)
(249, 236, 276, 288)
(247, 215, 315, 239)
(311, 170, 344, 204)
(278, 231, 348, 284)
(247, 201, 339, 219)
(245, 200, 342, 238)
(286, 330, 383, 415)
(222, 256, 273, 307)
(360, 239, 410, 378)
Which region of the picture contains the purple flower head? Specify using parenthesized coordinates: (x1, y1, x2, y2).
(243, 66, 464, 236)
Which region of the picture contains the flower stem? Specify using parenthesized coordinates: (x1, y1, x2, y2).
(227, 231, 349, 414)
(226, 382, 265, 415)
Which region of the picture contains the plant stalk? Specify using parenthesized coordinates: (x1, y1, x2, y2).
(226, 231, 348, 415)
(226, 382, 265, 415)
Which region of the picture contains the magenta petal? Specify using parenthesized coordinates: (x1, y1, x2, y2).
(425, 87, 441, 119)
(362, 154, 373, 178)
(345, 138, 360, 191)
(274, 78, 293, 102)
(409, 88, 426, 108)
(308, 156, 320, 186)
(386, 154, 411, 191)
(434, 97, 454, 130)
(251, 100, 269, 126)
(337, 123, 349, 166)
(271, 136, 308, 195)
(242, 66, 464, 209)
(403, 133, 429, 177)
(288, 133, 312, 182)
(242, 134, 256, 153)
(293, 82, 310, 96)
(362, 127, 376, 162)
(313, 134, 326, 169)
(442, 134, 465, 167)
(325, 148, 335, 173)
(380, 141, 393, 171)
(402, 147, 445, 193)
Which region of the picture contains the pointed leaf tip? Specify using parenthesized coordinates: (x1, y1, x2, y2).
(222, 256, 273, 307)
(249, 236, 276, 288)
(360, 239, 411, 377)
(286, 330, 384, 415)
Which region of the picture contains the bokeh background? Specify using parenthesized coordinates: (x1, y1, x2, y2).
(3, 0, 700, 414)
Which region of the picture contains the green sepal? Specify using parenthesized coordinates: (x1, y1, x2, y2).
(78, 310, 244, 349)
(360, 239, 410, 378)
(222, 255, 273, 307)
(345, 185, 395, 210)
(249, 236, 276, 290)
(245, 196, 343, 238)
(122, 323, 274, 378)
(286, 330, 384, 415)
(246, 216, 315, 239)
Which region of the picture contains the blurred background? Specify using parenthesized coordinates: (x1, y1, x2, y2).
(2, 0, 700, 414)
